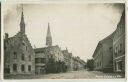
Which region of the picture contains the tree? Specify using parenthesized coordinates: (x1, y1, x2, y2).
(87, 59, 94, 71)
(46, 58, 57, 73)
(46, 58, 68, 73)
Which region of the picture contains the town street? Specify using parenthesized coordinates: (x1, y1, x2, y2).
(5, 70, 124, 79)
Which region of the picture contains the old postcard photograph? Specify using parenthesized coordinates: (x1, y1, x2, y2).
(0, 2, 1, 80)
(3, 3, 126, 79)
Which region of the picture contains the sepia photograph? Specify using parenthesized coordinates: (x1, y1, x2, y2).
(0, 2, 1, 79)
(3, 3, 125, 79)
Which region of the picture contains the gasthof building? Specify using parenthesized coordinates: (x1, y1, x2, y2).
(93, 9, 125, 73)
(4, 7, 86, 76)
(93, 33, 114, 72)
(113, 10, 125, 73)
(4, 9, 35, 75)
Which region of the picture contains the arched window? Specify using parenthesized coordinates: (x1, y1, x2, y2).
(21, 54, 25, 60)
(120, 44, 122, 53)
(13, 64, 17, 71)
(28, 65, 31, 71)
(21, 64, 25, 72)
(26, 46, 27, 51)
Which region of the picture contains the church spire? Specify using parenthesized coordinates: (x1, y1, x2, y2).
(20, 5, 25, 34)
(46, 23, 52, 46)
(47, 23, 51, 37)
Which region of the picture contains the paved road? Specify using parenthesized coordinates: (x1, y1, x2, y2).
(35, 70, 124, 79)
(5, 70, 124, 79)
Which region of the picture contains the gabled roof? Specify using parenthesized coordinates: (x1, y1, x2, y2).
(34, 45, 60, 53)
(92, 32, 114, 57)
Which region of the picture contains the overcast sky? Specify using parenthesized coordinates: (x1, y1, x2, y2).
(3, 3, 124, 61)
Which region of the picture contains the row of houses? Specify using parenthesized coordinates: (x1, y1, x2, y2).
(92, 10, 125, 73)
(4, 8, 86, 75)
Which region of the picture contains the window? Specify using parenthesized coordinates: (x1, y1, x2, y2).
(109, 47, 112, 52)
(29, 55, 31, 61)
(21, 54, 25, 60)
(118, 27, 120, 35)
(100, 62, 101, 66)
(49, 55, 53, 59)
(7, 65, 10, 68)
(13, 52, 17, 59)
(13, 64, 17, 71)
(35, 58, 39, 63)
(26, 46, 27, 51)
(114, 48, 117, 56)
(35, 58, 45, 63)
(117, 61, 123, 71)
(120, 44, 122, 53)
(97, 62, 98, 67)
(22, 41, 25, 46)
(99, 61, 101, 66)
(118, 44, 120, 53)
(4, 46, 7, 50)
(116, 46, 118, 54)
(21, 64, 25, 72)
(115, 62, 117, 70)
(41, 58, 46, 63)
(28, 65, 31, 71)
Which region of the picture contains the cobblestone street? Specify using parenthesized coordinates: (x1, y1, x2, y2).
(5, 70, 125, 79)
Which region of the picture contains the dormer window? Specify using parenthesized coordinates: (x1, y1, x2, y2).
(22, 41, 25, 46)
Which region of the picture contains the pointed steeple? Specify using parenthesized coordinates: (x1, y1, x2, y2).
(46, 23, 52, 46)
(20, 5, 25, 34)
(47, 23, 51, 37)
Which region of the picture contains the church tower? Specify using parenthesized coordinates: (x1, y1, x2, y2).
(46, 23, 52, 46)
(20, 6, 25, 34)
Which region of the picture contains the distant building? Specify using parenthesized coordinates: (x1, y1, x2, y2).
(4, 9, 35, 75)
(34, 23, 86, 73)
(34, 48, 47, 74)
(73, 56, 86, 71)
(62, 48, 73, 71)
(34, 23, 64, 74)
(45, 24, 64, 62)
(76, 57, 86, 70)
(113, 10, 125, 73)
(93, 33, 114, 72)
(44, 45, 64, 62)
(45, 23, 64, 62)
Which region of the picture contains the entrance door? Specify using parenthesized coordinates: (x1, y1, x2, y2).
(4, 68, 10, 74)
(116, 61, 122, 71)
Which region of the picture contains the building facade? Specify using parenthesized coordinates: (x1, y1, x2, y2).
(73, 56, 86, 71)
(4, 9, 35, 75)
(44, 45, 64, 62)
(4, 7, 86, 76)
(34, 48, 47, 74)
(113, 10, 125, 73)
(93, 9, 125, 73)
(43, 24, 64, 62)
(93, 33, 114, 72)
(34, 23, 86, 74)
(62, 48, 73, 71)
(34, 23, 65, 74)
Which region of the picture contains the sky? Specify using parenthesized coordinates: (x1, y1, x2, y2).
(3, 3, 124, 61)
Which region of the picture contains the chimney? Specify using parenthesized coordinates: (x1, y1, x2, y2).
(5, 33, 9, 39)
